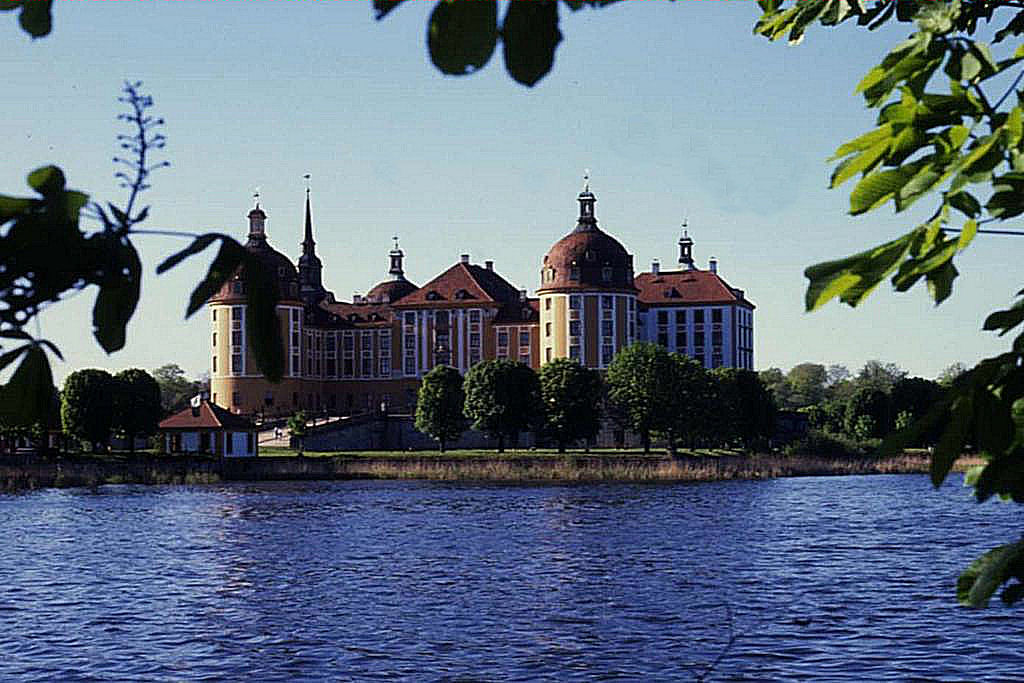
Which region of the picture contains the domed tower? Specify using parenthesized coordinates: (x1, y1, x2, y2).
(365, 237, 418, 304)
(537, 177, 638, 369)
(209, 197, 305, 415)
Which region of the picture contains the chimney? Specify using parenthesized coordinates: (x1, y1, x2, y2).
(651, 260, 660, 275)
(519, 289, 527, 302)
(460, 253, 470, 264)
(353, 292, 362, 304)
(709, 257, 718, 274)
(485, 260, 493, 271)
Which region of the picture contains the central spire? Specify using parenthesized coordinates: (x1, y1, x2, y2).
(575, 170, 598, 233)
(389, 235, 405, 281)
(297, 174, 326, 304)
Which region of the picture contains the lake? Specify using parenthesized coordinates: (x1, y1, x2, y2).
(0, 475, 1021, 681)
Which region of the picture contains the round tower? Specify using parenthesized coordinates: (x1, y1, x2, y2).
(209, 198, 305, 416)
(537, 176, 638, 369)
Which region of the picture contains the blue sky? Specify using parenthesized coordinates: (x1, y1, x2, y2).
(4, 0, 1017, 383)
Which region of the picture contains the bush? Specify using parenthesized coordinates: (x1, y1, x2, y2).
(783, 429, 877, 458)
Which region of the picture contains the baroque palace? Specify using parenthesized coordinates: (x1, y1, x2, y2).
(209, 182, 756, 417)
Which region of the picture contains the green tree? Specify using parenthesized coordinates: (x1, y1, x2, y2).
(415, 365, 467, 452)
(538, 358, 603, 453)
(61, 369, 115, 452)
(152, 363, 205, 415)
(855, 360, 907, 394)
(287, 410, 308, 456)
(112, 368, 162, 454)
(758, 367, 793, 410)
(463, 359, 541, 453)
(663, 354, 718, 454)
(936, 361, 968, 387)
(786, 363, 827, 409)
(605, 342, 678, 454)
(713, 368, 777, 450)
(844, 386, 892, 440)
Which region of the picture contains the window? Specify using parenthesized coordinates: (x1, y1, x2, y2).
(231, 353, 242, 374)
(569, 320, 581, 337)
(712, 308, 723, 324)
(380, 358, 390, 376)
(694, 309, 705, 324)
(212, 309, 217, 321)
(212, 332, 217, 347)
(546, 348, 552, 363)
(602, 267, 612, 282)
(232, 391, 240, 406)
(570, 295, 581, 310)
(602, 295, 613, 310)
(232, 281, 243, 294)
(246, 433, 253, 453)
(601, 320, 613, 337)
(470, 331, 480, 348)
(469, 309, 481, 324)
(520, 352, 530, 365)
(212, 356, 217, 373)
(569, 344, 580, 361)
(519, 330, 530, 347)
(545, 298, 551, 310)
(226, 434, 233, 455)
(657, 310, 668, 324)
(570, 265, 580, 280)
(405, 311, 415, 325)
(545, 322, 551, 337)
(498, 330, 509, 348)
(602, 344, 613, 365)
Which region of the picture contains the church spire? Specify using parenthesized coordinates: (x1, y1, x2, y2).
(297, 174, 326, 304)
(246, 190, 267, 246)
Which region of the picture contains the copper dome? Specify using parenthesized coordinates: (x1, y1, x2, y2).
(366, 278, 417, 303)
(537, 190, 636, 293)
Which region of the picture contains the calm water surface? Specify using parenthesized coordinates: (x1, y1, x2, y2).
(0, 475, 1022, 681)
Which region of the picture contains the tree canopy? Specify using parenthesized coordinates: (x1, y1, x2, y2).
(111, 368, 163, 453)
(463, 359, 541, 452)
(538, 358, 603, 452)
(61, 368, 115, 452)
(415, 365, 468, 452)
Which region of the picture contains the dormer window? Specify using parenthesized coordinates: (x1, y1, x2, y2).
(585, 250, 596, 262)
(570, 264, 580, 281)
(426, 290, 443, 301)
(602, 266, 613, 282)
(454, 289, 474, 300)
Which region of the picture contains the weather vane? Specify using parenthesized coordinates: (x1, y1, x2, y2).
(304, 173, 311, 194)
(583, 168, 591, 193)
(253, 187, 260, 207)
(393, 235, 400, 250)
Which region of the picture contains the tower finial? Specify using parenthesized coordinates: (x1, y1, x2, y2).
(253, 187, 260, 209)
(583, 168, 591, 193)
(304, 173, 311, 196)
(393, 235, 400, 251)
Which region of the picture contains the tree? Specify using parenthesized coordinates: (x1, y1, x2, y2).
(786, 363, 827, 409)
(855, 360, 907, 394)
(758, 367, 793, 410)
(287, 411, 308, 456)
(663, 354, 718, 454)
(463, 359, 541, 453)
(152, 363, 205, 415)
(415, 365, 467, 452)
(825, 364, 851, 388)
(61, 369, 114, 452)
(937, 361, 968, 388)
(844, 387, 891, 440)
(713, 368, 777, 450)
(111, 368, 162, 454)
(605, 343, 678, 454)
(538, 358, 603, 453)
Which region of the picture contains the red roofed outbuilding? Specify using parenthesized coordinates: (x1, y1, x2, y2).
(159, 399, 259, 456)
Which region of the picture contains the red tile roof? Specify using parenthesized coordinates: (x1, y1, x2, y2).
(322, 301, 393, 327)
(494, 298, 540, 324)
(159, 401, 255, 430)
(635, 269, 755, 308)
(394, 262, 524, 308)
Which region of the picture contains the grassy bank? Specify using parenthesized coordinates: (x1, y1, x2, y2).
(0, 450, 983, 492)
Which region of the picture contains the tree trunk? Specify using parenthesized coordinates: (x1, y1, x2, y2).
(666, 434, 677, 459)
(642, 430, 650, 455)
(558, 439, 565, 454)
(439, 438, 446, 453)
(128, 432, 136, 455)
(498, 434, 505, 453)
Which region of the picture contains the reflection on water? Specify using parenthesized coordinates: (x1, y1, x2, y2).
(0, 476, 1021, 681)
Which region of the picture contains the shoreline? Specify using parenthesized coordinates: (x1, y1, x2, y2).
(0, 452, 981, 492)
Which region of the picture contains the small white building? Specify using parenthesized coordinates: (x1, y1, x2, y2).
(158, 399, 258, 457)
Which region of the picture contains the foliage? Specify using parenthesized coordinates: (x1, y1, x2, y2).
(287, 411, 308, 439)
(605, 343, 680, 454)
(111, 368, 162, 454)
(754, 0, 1024, 606)
(0, 83, 284, 434)
(61, 369, 115, 452)
(713, 368, 777, 449)
(538, 358, 603, 452)
(845, 386, 892, 439)
(937, 360, 969, 387)
(152, 363, 206, 415)
(783, 429, 876, 459)
(662, 354, 719, 454)
(787, 363, 828, 408)
(463, 359, 541, 452)
(415, 365, 468, 452)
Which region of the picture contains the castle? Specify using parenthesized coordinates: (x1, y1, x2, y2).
(209, 181, 755, 418)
